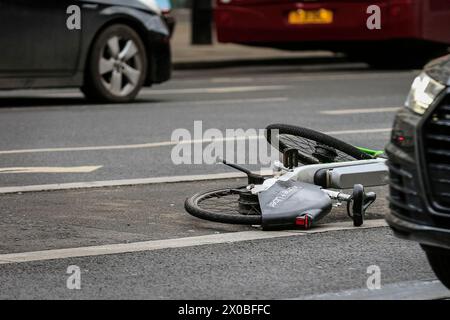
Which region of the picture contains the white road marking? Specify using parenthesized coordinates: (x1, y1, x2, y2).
(143, 85, 290, 94)
(283, 71, 417, 82)
(211, 77, 254, 83)
(321, 107, 400, 115)
(169, 71, 417, 85)
(295, 280, 450, 300)
(0, 127, 391, 194)
(325, 128, 391, 135)
(0, 136, 255, 155)
(0, 166, 102, 174)
(189, 97, 288, 105)
(0, 128, 391, 155)
(0, 71, 416, 100)
(0, 219, 387, 265)
(0, 170, 274, 194)
(39, 85, 289, 97)
(0, 96, 289, 112)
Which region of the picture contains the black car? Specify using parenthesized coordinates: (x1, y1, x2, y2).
(386, 54, 450, 289)
(0, 0, 174, 102)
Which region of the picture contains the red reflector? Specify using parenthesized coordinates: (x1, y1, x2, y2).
(296, 214, 312, 229)
(295, 215, 307, 226)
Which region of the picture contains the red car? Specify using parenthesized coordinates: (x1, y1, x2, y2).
(215, 0, 450, 67)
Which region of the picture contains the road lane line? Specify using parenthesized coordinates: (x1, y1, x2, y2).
(0, 97, 289, 112)
(321, 107, 400, 115)
(169, 71, 417, 85)
(294, 280, 449, 300)
(0, 71, 416, 100)
(148, 85, 289, 94)
(0, 166, 102, 174)
(265, 71, 417, 82)
(210, 77, 254, 83)
(39, 85, 289, 97)
(189, 97, 288, 105)
(0, 128, 391, 155)
(173, 71, 414, 86)
(0, 219, 387, 265)
(324, 128, 391, 135)
(0, 170, 274, 194)
(0, 136, 254, 155)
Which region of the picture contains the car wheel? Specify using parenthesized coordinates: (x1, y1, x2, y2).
(82, 24, 147, 103)
(421, 244, 450, 289)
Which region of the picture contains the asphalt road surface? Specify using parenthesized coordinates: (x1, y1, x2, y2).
(1, 58, 448, 299)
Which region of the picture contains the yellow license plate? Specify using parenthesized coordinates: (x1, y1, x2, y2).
(288, 9, 333, 25)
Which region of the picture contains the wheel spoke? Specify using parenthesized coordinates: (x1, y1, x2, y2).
(110, 70, 123, 95)
(122, 63, 141, 85)
(197, 189, 261, 215)
(107, 36, 120, 58)
(119, 40, 138, 61)
(99, 57, 115, 75)
(121, 83, 135, 96)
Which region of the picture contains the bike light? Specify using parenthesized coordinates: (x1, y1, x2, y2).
(405, 72, 445, 115)
(295, 215, 311, 229)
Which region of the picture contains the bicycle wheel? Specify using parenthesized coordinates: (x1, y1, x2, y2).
(266, 124, 373, 164)
(185, 187, 262, 225)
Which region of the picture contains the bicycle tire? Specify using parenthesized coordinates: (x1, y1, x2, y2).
(266, 124, 374, 164)
(185, 187, 262, 225)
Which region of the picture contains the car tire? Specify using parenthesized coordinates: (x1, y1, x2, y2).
(82, 24, 148, 103)
(421, 244, 450, 289)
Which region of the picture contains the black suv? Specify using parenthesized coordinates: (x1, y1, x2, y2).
(386, 54, 450, 289)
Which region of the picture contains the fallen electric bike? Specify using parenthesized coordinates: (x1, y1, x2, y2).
(185, 124, 388, 230)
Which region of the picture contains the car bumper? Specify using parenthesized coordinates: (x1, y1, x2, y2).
(386, 210, 450, 250)
(143, 14, 172, 86)
(386, 93, 450, 250)
(141, 13, 174, 86)
(146, 39, 171, 85)
(162, 13, 176, 37)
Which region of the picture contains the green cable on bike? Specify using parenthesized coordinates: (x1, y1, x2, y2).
(356, 147, 384, 158)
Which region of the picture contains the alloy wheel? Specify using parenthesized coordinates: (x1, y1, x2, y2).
(99, 36, 143, 97)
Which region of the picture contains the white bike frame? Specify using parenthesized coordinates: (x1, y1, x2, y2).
(251, 158, 388, 194)
(281, 158, 388, 188)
